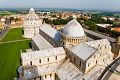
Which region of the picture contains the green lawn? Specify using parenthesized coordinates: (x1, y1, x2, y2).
(0, 12, 17, 16)
(0, 28, 31, 80)
(1, 28, 25, 42)
(0, 40, 31, 80)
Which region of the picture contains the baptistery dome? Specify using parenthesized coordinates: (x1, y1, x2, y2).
(63, 19, 85, 37)
(24, 8, 40, 21)
(23, 8, 43, 38)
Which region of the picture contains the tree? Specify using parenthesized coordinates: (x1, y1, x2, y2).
(43, 18, 52, 24)
(52, 19, 69, 25)
(85, 20, 97, 30)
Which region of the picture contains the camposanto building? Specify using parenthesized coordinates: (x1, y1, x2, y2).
(18, 8, 114, 80)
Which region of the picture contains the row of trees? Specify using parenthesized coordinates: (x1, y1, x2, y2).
(43, 18, 70, 25)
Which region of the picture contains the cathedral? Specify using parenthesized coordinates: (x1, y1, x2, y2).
(18, 8, 114, 80)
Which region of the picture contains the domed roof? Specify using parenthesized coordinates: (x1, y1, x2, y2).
(72, 15, 77, 19)
(24, 8, 39, 21)
(29, 8, 35, 14)
(63, 19, 85, 37)
(24, 71, 33, 79)
(116, 36, 120, 43)
(17, 66, 23, 74)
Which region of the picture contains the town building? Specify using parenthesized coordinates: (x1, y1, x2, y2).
(0, 18, 5, 30)
(111, 36, 120, 58)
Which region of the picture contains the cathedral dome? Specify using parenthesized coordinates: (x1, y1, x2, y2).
(63, 19, 85, 37)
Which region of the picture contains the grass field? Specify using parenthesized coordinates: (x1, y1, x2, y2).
(0, 28, 31, 80)
(0, 12, 17, 16)
(0, 40, 31, 80)
(1, 28, 25, 42)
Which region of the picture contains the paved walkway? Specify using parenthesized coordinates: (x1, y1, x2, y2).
(0, 28, 9, 41)
(0, 39, 30, 44)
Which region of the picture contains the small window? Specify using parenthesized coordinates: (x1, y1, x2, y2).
(98, 44, 100, 47)
(40, 76, 41, 80)
(105, 45, 107, 49)
(50, 74, 52, 77)
(103, 59, 105, 62)
(30, 61, 32, 65)
(88, 63, 89, 67)
(96, 61, 97, 64)
(55, 56, 57, 60)
(94, 55, 96, 58)
(39, 59, 41, 63)
(47, 58, 49, 62)
(74, 57, 76, 62)
(45, 75, 46, 78)
(79, 61, 81, 66)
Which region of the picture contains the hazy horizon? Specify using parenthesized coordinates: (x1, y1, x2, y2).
(0, 0, 120, 11)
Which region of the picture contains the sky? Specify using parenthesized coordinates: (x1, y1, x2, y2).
(0, 0, 120, 11)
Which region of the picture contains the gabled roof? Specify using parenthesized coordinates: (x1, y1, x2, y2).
(40, 23, 61, 42)
(32, 34, 53, 50)
(85, 39, 113, 57)
(85, 39, 110, 49)
(58, 60, 83, 80)
(84, 29, 115, 42)
(70, 44, 98, 61)
(21, 47, 65, 61)
(23, 59, 65, 79)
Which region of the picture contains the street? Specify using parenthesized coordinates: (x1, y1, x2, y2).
(0, 28, 9, 40)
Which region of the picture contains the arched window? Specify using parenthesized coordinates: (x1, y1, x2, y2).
(103, 59, 105, 62)
(47, 58, 49, 62)
(30, 61, 32, 65)
(79, 61, 81, 66)
(96, 61, 97, 64)
(88, 63, 89, 67)
(40, 76, 41, 80)
(39, 59, 41, 63)
(45, 75, 46, 78)
(55, 56, 57, 60)
(50, 74, 52, 77)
